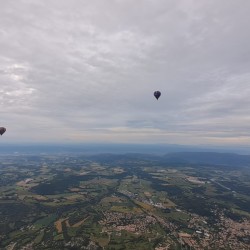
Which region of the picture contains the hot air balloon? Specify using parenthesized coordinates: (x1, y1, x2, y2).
(0, 127, 6, 136)
(154, 91, 161, 100)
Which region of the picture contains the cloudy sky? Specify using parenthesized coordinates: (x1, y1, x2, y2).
(1, 0, 250, 145)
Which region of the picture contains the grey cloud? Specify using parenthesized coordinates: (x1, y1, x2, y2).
(1, 0, 250, 145)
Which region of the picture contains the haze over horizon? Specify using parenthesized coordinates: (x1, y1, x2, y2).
(1, 0, 250, 146)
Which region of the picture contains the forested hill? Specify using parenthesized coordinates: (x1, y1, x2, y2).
(85, 152, 250, 168)
(163, 152, 250, 167)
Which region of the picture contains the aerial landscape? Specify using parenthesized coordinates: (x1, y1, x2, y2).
(0, 151, 250, 249)
(1, 0, 250, 249)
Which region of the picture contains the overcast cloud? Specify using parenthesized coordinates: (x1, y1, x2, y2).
(1, 0, 250, 145)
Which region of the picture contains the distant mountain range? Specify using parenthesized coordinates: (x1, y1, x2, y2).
(1, 143, 250, 154)
(1, 143, 250, 167)
(163, 152, 250, 167)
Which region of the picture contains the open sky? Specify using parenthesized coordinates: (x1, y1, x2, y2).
(1, 0, 250, 145)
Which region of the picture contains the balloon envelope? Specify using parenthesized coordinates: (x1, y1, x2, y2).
(154, 91, 161, 100)
(0, 127, 6, 136)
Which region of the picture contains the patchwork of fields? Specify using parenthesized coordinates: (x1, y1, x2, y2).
(0, 154, 250, 249)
